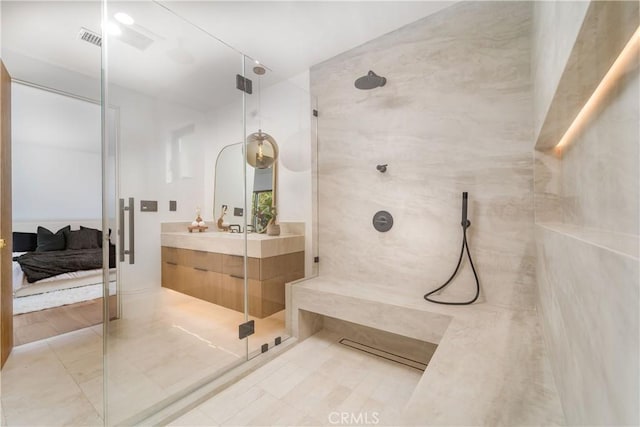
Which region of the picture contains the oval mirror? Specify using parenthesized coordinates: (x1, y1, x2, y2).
(213, 142, 274, 233)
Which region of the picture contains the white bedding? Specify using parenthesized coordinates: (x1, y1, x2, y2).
(14, 281, 117, 315)
(12, 252, 115, 296)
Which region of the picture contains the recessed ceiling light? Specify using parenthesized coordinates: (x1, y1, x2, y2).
(114, 12, 134, 26)
(254, 60, 260, 64)
(106, 21, 122, 36)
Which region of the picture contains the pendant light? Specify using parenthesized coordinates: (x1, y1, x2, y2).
(246, 65, 278, 169)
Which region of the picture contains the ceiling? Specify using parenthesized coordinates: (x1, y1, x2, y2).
(1, 1, 454, 110)
(159, 1, 455, 77)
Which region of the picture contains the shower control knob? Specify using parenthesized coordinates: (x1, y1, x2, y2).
(372, 211, 393, 232)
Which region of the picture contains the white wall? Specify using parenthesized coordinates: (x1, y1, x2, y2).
(256, 72, 313, 236)
(12, 82, 101, 221)
(206, 70, 315, 277)
(110, 84, 213, 293)
(205, 96, 245, 224)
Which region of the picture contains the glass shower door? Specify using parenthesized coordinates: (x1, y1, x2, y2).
(102, 1, 249, 424)
(242, 57, 318, 357)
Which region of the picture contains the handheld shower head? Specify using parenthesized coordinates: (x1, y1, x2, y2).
(461, 192, 470, 229)
(355, 70, 387, 90)
(424, 191, 480, 305)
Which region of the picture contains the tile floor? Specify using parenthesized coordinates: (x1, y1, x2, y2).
(13, 295, 117, 346)
(169, 330, 423, 426)
(2, 289, 422, 426)
(1, 288, 287, 426)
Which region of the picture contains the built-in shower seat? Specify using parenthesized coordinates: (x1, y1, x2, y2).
(287, 276, 562, 425)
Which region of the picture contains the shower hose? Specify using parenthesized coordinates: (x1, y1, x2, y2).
(423, 219, 480, 306)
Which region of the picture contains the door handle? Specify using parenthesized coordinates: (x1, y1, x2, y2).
(119, 197, 135, 265)
(0, 238, 6, 249)
(119, 199, 125, 262)
(127, 197, 135, 264)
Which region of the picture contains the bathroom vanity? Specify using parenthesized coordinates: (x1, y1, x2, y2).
(160, 229, 304, 318)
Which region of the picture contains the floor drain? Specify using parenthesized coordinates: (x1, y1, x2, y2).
(339, 338, 428, 371)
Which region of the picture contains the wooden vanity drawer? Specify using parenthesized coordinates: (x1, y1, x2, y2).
(161, 247, 181, 265)
(247, 278, 285, 318)
(220, 274, 245, 312)
(161, 245, 303, 318)
(162, 262, 186, 293)
(260, 251, 305, 280)
(181, 267, 210, 300)
(222, 255, 260, 279)
(182, 249, 222, 272)
(162, 247, 222, 273)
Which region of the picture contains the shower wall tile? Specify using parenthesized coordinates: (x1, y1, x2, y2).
(531, 1, 639, 424)
(536, 225, 639, 425)
(533, 148, 563, 224)
(311, 1, 535, 311)
(531, 0, 590, 141)
(560, 68, 639, 235)
(533, 1, 638, 150)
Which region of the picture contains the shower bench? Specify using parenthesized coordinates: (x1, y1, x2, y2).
(287, 276, 453, 344)
(287, 276, 563, 425)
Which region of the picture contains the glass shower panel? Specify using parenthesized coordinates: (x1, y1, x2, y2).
(243, 57, 318, 357)
(103, 1, 247, 424)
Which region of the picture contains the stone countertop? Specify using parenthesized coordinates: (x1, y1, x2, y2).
(291, 276, 565, 426)
(160, 231, 305, 258)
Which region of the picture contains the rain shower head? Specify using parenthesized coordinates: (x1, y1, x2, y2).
(354, 70, 386, 90)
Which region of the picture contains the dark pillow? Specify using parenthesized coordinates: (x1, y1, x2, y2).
(13, 232, 37, 252)
(109, 242, 116, 268)
(80, 225, 111, 247)
(36, 226, 70, 252)
(65, 228, 101, 250)
(80, 226, 111, 248)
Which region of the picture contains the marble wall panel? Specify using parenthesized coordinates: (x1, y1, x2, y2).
(534, 1, 638, 150)
(531, 0, 590, 140)
(532, 2, 639, 423)
(561, 67, 639, 235)
(536, 225, 639, 424)
(311, 1, 535, 310)
(534, 148, 563, 224)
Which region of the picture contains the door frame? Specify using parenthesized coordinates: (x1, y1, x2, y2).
(0, 60, 13, 368)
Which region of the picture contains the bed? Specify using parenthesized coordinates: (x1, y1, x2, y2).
(12, 220, 117, 300)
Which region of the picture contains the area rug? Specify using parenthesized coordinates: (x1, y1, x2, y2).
(14, 282, 116, 315)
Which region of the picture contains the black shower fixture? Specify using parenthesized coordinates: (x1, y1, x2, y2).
(424, 192, 480, 305)
(376, 164, 388, 173)
(355, 70, 387, 90)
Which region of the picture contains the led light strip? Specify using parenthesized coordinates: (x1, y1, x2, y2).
(555, 26, 640, 151)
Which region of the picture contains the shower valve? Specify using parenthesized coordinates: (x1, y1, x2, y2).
(376, 164, 388, 173)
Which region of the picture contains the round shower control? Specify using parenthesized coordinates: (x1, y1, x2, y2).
(372, 211, 393, 232)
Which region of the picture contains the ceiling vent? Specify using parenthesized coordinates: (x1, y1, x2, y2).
(79, 27, 102, 47)
(119, 26, 154, 51)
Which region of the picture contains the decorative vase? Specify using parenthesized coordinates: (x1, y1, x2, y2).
(266, 223, 280, 236)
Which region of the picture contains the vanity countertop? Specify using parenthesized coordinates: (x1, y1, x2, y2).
(160, 231, 304, 258)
